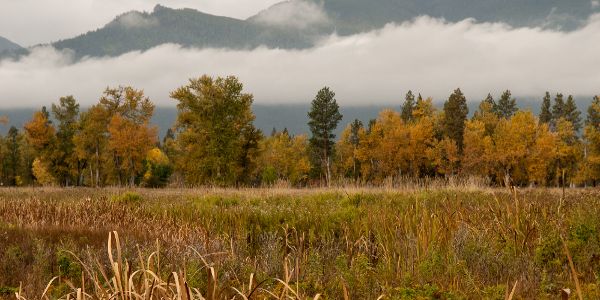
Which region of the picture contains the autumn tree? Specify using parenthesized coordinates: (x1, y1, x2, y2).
(51, 96, 80, 186)
(308, 87, 343, 186)
(74, 105, 109, 187)
(443, 88, 468, 152)
(336, 119, 363, 181)
(492, 111, 537, 186)
(259, 131, 311, 186)
(172, 75, 259, 186)
(473, 95, 500, 136)
(401, 90, 416, 123)
(553, 119, 581, 187)
(462, 120, 492, 177)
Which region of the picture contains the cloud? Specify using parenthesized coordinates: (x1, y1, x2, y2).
(0, 0, 282, 46)
(116, 11, 158, 28)
(1, 16, 600, 109)
(251, 0, 330, 29)
(593, 0, 600, 8)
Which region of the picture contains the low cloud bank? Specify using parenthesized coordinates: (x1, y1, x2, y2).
(1, 16, 600, 108)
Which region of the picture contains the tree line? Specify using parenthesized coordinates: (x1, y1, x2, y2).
(1, 75, 599, 187)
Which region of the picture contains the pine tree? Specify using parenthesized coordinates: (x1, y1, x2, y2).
(51, 96, 80, 186)
(552, 93, 566, 121)
(539, 92, 552, 124)
(443, 88, 469, 152)
(564, 95, 582, 132)
(496, 90, 518, 119)
(308, 87, 343, 186)
(401, 90, 416, 123)
(6, 126, 20, 186)
(587, 96, 600, 129)
(483, 93, 497, 111)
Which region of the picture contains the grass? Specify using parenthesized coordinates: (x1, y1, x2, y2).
(0, 187, 600, 299)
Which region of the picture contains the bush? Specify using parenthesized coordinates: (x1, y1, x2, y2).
(110, 192, 143, 204)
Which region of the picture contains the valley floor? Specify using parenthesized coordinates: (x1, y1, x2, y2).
(1, 187, 599, 299)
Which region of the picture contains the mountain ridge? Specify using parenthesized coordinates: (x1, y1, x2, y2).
(2, 0, 599, 59)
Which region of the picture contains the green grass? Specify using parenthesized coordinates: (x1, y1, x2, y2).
(1, 187, 600, 299)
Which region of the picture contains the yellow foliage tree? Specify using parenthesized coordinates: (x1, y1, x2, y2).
(32, 158, 56, 186)
(259, 132, 311, 186)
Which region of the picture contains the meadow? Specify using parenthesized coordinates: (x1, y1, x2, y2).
(1, 186, 600, 299)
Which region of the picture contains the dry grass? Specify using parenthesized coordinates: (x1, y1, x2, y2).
(1, 187, 600, 299)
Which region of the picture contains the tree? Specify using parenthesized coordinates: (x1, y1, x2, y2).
(308, 87, 343, 186)
(587, 96, 600, 129)
(552, 93, 566, 128)
(496, 90, 518, 119)
(443, 88, 468, 152)
(143, 148, 173, 188)
(554, 119, 580, 187)
(401, 90, 416, 123)
(259, 132, 311, 186)
(539, 92, 552, 124)
(51, 96, 80, 186)
(74, 105, 109, 187)
(24, 111, 56, 155)
(473, 96, 500, 136)
(462, 120, 492, 177)
(564, 95, 582, 132)
(5, 126, 21, 186)
(336, 119, 364, 181)
(108, 114, 157, 186)
(171, 75, 259, 186)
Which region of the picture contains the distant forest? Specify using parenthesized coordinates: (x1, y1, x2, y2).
(1, 75, 599, 188)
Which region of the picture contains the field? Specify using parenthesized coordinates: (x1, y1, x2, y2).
(1, 187, 600, 299)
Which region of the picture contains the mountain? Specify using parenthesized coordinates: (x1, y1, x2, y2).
(0, 36, 22, 53)
(51, 5, 325, 58)
(4, 0, 599, 59)
(298, 0, 596, 34)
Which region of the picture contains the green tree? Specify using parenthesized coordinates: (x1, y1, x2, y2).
(552, 93, 566, 127)
(496, 90, 518, 119)
(308, 87, 343, 186)
(171, 75, 259, 186)
(5, 127, 21, 186)
(539, 92, 552, 124)
(443, 88, 468, 152)
(564, 95, 582, 132)
(401, 90, 416, 123)
(51, 96, 80, 186)
(587, 96, 600, 129)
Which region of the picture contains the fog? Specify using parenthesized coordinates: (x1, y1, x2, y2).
(1, 15, 599, 108)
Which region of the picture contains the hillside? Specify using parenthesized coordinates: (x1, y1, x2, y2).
(51, 5, 323, 58)
(0, 36, 22, 53)
(2, 0, 597, 59)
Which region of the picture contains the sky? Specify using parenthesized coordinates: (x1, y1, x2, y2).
(0, 0, 281, 46)
(0, 2, 599, 108)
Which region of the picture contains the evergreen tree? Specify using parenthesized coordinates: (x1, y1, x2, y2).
(552, 93, 566, 122)
(51, 96, 80, 186)
(6, 126, 20, 186)
(401, 90, 416, 123)
(443, 88, 469, 152)
(539, 92, 552, 124)
(587, 96, 600, 129)
(564, 95, 582, 132)
(483, 93, 497, 111)
(496, 90, 518, 119)
(308, 87, 343, 186)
